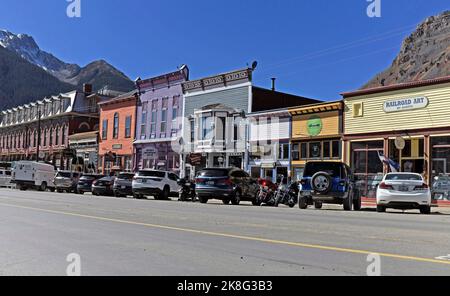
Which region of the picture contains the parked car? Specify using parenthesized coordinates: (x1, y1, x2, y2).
(11, 161, 56, 192)
(77, 174, 105, 195)
(431, 175, 450, 201)
(92, 176, 116, 196)
(113, 172, 135, 197)
(132, 170, 180, 200)
(0, 169, 12, 188)
(299, 161, 361, 211)
(195, 168, 260, 205)
(54, 171, 81, 193)
(376, 173, 432, 214)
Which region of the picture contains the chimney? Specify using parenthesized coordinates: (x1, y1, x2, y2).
(83, 83, 93, 94)
(271, 78, 276, 91)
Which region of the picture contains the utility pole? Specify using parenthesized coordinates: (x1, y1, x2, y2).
(36, 110, 41, 162)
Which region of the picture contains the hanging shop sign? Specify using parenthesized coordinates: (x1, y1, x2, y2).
(189, 153, 203, 166)
(307, 116, 323, 137)
(383, 97, 429, 113)
(143, 148, 157, 160)
(395, 137, 406, 150)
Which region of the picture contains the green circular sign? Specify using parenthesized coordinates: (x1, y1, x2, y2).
(307, 116, 323, 136)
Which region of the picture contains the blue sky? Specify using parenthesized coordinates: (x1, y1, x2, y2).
(1, 0, 448, 100)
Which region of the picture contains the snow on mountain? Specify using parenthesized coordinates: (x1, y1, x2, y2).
(0, 29, 81, 82)
(0, 29, 133, 93)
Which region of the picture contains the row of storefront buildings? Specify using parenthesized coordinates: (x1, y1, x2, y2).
(1, 65, 450, 205)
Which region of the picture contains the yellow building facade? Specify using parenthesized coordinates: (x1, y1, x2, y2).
(342, 76, 450, 205)
(289, 101, 343, 180)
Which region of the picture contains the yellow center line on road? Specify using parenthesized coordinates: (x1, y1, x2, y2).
(1, 201, 450, 267)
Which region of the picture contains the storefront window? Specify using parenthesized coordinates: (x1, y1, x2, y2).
(250, 167, 261, 179)
(431, 137, 450, 201)
(296, 140, 341, 161)
(332, 141, 340, 158)
(323, 141, 330, 158)
(292, 144, 300, 161)
(201, 115, 213, 141)
(389, 138, 425, 174)
(432, 137, 450, 178)
(293, 167, 304, 182)
(351, 141, 384, 198)
(309, 142, 321, 159)
(278, 143, 290, 160)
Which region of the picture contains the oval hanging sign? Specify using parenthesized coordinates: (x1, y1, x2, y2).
(307, 116, 323, 136)
(383, 97, 429, 113)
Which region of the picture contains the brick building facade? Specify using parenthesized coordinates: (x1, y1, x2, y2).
(98, 91, 137, 174)
(0, 86, 109, 169)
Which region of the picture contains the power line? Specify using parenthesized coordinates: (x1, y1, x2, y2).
(272, 46, 399, 80)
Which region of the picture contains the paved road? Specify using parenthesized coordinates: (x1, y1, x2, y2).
(0, 189, 449, 276)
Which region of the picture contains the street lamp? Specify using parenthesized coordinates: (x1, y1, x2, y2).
(238, 111, 250, 172)
(36, 109, 41, 162)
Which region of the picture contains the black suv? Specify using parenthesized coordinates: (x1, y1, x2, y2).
(195, 168, 260, 205)
(298, 161, 361, 211)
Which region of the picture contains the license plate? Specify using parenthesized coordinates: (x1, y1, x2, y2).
(121, 186, 126, 189)
(207, 181, 215, 185)
(141, 179, 147, 183)
(399, 186, 408, 191)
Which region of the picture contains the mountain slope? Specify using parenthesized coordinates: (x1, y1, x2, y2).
(363, 11, 450, 89)
(0, 46, 74, 110)
(0, 29, 134, 92)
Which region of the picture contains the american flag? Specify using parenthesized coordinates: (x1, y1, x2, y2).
(377, 151, 400, 173)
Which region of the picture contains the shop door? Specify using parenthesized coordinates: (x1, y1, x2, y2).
(432, 159, 447, 176)
(351, 141, 384, 199)
(277, 167, 288, 184)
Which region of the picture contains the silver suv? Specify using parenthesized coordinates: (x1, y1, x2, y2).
(132, 170, 180, 200)
(54, 171, 81, 193)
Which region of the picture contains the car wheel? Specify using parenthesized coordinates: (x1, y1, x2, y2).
(199, 196, 208, 204)
(78, 190, 84, 195)
(222, 199, 231, 205)
(420, 205, 431, 215)
(231, 191, 241, 205)
(343, 193, 353, 211)
(314, 201, 323, 209)
(252, 198, 262, 206)
(353, 195, 362, 211)
(376, 205, 386, 213)
(40, 182, 47, 192)
(57, 189, 63, 193)
(162, 186, 170, 200)
(19, 186, 27, 191)
(299, 197, 308, 209)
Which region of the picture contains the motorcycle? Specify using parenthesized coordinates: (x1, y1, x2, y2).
(256, 178, 278, 206)
(178, 177, 196, 202)
(274, 176, 299, 208)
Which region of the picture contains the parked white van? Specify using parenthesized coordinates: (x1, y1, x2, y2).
(0, 169, 13, 188)
(12, 161, 56, 191)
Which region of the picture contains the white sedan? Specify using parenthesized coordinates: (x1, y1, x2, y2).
(376, 173, 432, 214)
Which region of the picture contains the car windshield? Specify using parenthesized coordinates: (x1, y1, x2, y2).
(117, 173, 135, 180)
(197, 169, 230, 177)
(56, 172, 72, 178)
(99, 177, 114, 182)
(138, 171, 165, 178)
(304, 163, 343, 178)
(80, 175, 102, 181)
(385, 174, 422, 181)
